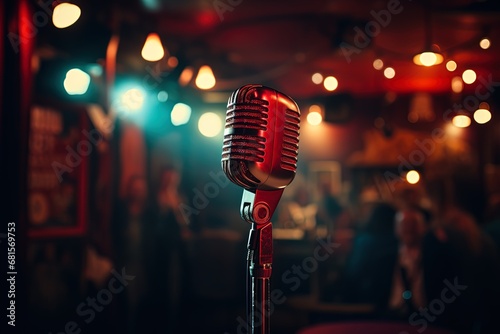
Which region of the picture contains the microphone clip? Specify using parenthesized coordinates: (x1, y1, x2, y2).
(240, 188, 284, 225)
(240, 188, 284, 280)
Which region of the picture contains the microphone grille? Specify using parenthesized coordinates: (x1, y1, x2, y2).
(280, 106, 300, 172)
(221, 85, 270, 189)
(221, 90, 269, 162)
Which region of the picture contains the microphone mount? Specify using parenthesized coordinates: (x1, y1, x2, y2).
(241, 188, 284, 224)
(240, 188, 284, 334)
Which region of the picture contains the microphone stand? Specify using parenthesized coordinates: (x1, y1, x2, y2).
(247, 222, 272, 334)
(241, 189, 284, 334)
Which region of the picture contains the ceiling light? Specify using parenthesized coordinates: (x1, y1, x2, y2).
(413, 6, 443, 67)
(413, 51, 444, 67)
(195, 65, 216, 90)
(141, 33, 165, 62)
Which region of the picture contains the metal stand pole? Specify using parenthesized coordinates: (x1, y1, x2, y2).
(247, 222, 273, 334)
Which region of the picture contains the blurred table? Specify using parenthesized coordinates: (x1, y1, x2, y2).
(287, 296, 375, 315)
(297, 321, 455, 334)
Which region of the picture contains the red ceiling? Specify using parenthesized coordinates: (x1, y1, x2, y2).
(148, 0, 500, 98)
(37, 0, 500, 99)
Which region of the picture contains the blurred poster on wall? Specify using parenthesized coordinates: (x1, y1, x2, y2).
(27, 105, 88, 238)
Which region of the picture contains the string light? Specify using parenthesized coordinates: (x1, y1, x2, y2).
(323, 76, 338, 91)
(384, 67, 396, 79)
(480, 38, 491, 50)
(373, 59, 384, 70)
(311, 73, 323, 85)
(462, 69, 477, 84)
(446, 60, 457, 72)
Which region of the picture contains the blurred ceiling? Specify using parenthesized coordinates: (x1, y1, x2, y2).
(35, 0, 500, 99)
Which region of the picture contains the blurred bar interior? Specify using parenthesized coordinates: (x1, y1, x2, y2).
(1, 0, 500, 333)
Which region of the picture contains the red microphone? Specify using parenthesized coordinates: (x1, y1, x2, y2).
(221, 84, 300, 223)
(221, 84, 300, 334)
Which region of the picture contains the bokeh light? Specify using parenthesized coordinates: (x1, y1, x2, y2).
(307, 105, 323, 126)
(406, 170, 420, 184)
(452, 115, 471, 128)
(384, 67, 396, 79)
(474, 108, 492, 124)
(462, 69, 477, 84)
(53, 3, 81, 28)
(480, 38, 491, 50)
(418, 52, 439, 67)
(195, 65, 216, 90)
(373, 59, 384, 70)
(141, 33, 165, 62)
(157, 91, 168, 102)
(63, 68, 90, 95)
(446, 60, 457, 72)
(323, 76, 338, 91)
(119, 88, 145, 112)
(413, 51, 443, 66)
(311, 73, 323, 85)
(167, 56, 178, 68)
(198, 112, 222, 137)
(451, 76, 463, 93)
(171, 103, 192, 126)
(179, 67, 194, 86)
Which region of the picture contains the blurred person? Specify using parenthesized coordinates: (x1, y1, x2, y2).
(421, 207, 500, 334)
(150, 165, 191, 333)
(316, 180, 344, 235)
(484, 193, 500, 250)
(394, 183, 432, 226)
(278, 186, 318, 233)
(111, 174, 153, 334)
(340, 202, 398, 309)
(481, 194, 500, 334)
(388, 209, 428, 315)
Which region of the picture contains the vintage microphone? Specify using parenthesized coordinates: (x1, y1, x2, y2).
(221, 84, 300, 334)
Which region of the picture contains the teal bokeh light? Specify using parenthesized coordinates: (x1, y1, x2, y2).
(63, 68, 90, 95)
